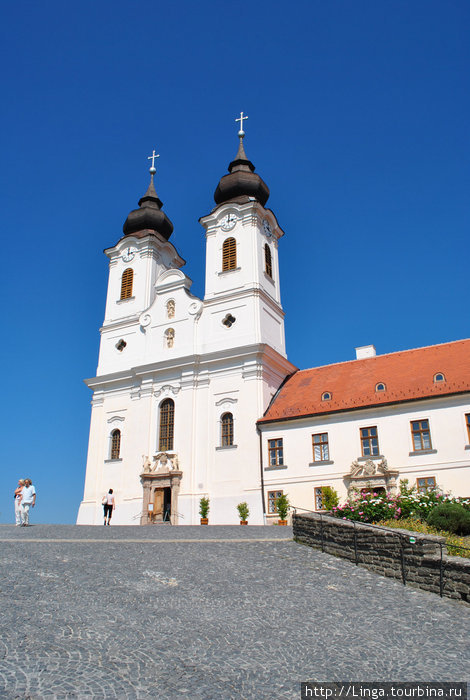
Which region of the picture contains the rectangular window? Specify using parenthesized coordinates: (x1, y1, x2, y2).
(314, 487, 324, 511)
(312, 433, 329, 462)
(360, 426, 379, 456)
(411, 420, 432, 451)
(416, 476, 436, 493)
(267, 490, 283, 515)
(466, 414, 470, 443)
(268, 438, 284, 466)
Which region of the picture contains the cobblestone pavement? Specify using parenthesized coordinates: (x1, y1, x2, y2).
(0, 525, 469, 699)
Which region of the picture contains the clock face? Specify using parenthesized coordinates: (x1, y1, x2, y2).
(221, 213, 237, 231)
(263, 219, 273, 237)
(122, 246, 136, 262)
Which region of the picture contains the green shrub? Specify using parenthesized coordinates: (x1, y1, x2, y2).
(199, 496, 210, 519)
(237, 502, 249, 521)
(427, 502, 470, 535)
(321, 486, 339, 511)
(275, 493, 290, 520)
(378, 518, 470, 558)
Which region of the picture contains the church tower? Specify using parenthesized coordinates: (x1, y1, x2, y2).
(77, 119, 295, 526)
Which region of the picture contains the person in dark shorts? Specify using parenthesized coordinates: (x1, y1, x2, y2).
(102, 489, 115, 526)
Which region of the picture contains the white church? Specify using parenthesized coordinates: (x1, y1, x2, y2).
(77, 118, 470, 526)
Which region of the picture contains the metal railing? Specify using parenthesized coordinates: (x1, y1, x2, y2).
(291, 506, 470, 598)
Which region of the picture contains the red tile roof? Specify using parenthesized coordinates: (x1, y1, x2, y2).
(258, 339, 470, 424)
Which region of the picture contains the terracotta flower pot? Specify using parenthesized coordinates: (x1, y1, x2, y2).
(278, 519, 288, 526)
(240, 520, 248, 525)
(200, 518, 208, 525)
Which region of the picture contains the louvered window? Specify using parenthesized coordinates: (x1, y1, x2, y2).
(110, 429, 121, 460)
(222, 238, 236, 271)
(159, 399, 175, 451)
(120, 268, 134, 300)
(265, 244, 273, 278)
(221, 413, 234, 446)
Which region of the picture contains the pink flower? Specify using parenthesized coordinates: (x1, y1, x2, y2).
(359, 511, 363, 515)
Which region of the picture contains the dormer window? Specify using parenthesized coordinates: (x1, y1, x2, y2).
(375, 382, 386, 392)
(434, 373, 445, 383)
(321, 392, 332, 401)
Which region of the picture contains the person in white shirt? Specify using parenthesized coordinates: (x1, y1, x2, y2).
(20, 479, 36, 526)
(103, 489, 115, 526)
(14, 479, 25, 526)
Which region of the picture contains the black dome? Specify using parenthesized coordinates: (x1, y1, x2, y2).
(123, 175, 174, 239)
(214, 138, 269, 207)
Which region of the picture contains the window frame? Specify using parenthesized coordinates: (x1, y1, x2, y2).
(110, 429, 121, 460)
(375, 382, 386, 392)
(221, 412, 234, 447)
(312, 433, 329, 462)
(222, 237, 237, 271)
(360, 426, 379, 457)
(264, 243, 273, 278)
(159, 399, 175, 452)
(416, 476, 436, 493)
(314, 487, 324, 511)
(120, 268, 134, 300)
(433, 373, 445, 383)
(268, 438, 284, 467)
(267, 490, 283, 515)
(410, 419, 432, 452)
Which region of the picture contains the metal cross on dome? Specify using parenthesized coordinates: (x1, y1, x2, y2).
(147, 149, 160, 173)
(235, 111, 248, 136)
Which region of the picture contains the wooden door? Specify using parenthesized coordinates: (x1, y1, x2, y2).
(153, 489, 164, 520)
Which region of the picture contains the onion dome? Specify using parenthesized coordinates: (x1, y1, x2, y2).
(214, 132, 270, 207)
(123, 170, 174, 240)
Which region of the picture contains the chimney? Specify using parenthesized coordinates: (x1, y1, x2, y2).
(355, 345, 376, 360)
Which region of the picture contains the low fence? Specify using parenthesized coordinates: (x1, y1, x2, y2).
(292, 511, 470, 604)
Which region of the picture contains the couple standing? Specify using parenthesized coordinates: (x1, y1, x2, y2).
(14, 479, 36, 526)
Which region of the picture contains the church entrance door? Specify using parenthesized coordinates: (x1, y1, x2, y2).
(153, 487, 171, 523)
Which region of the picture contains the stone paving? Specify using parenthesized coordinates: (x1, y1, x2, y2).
(0, 525, 469, 699)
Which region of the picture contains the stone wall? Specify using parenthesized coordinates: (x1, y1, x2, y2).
(293, 512, 470, 604)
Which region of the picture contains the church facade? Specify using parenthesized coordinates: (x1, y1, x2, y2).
(77, 128, 296, 526)
(77, 128, 470, 526)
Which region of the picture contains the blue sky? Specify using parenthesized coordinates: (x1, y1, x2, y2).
(1, 0, 468, 524)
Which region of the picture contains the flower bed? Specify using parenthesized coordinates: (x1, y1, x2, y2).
(331, 482, 469, 525)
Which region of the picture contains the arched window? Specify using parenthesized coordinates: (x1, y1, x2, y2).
(110, 429, 121, 460)
(375, 382, 386, 392)
(222, 237, 237, 271)
(265, 244, 273, 278)
(120, 268, 134, 300)
(434, 373, 445, 383)
(321, 392, 332, 401)
(159, 399, 175, 451)
(221, 413, 234, 446)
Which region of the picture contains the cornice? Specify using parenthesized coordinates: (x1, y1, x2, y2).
(85, 343, 296, 391)
(203, 287, 285, 317)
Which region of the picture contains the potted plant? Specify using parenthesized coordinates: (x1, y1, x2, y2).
(199, 496, 210, 525)
(237, 502, 250, 525)
(275, 493, 290, 525)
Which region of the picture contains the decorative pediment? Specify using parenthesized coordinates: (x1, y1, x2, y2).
(107, 415, 126, 424)
(215, 397, 238, 407)
(154, 384, 180, 398)
(344, 457, 399, 496)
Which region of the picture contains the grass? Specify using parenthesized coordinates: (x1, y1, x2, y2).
(377, 518, 470, 558)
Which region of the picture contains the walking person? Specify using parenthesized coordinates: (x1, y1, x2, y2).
(102, 489, 115, 526)
(20, 479, 36, 527)
(14, 479, 25, 526)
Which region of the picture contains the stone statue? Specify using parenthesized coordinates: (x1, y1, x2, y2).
(377, 458, 389, 474)
(167, 300, 175, 319)
(142, 455, 152, 473)
(350, 460, 363, 476)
